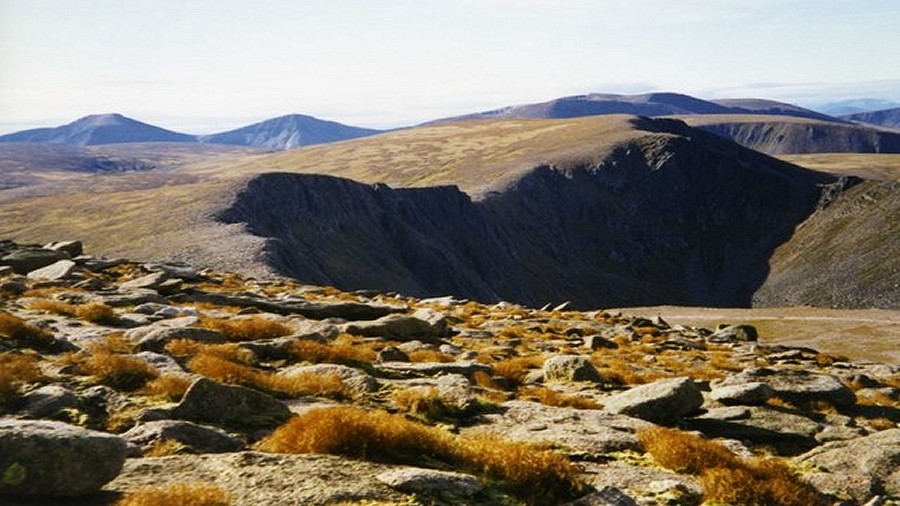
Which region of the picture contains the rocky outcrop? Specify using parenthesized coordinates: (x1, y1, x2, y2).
(0, 420, 126, 496)
(1, 241, 897, 505)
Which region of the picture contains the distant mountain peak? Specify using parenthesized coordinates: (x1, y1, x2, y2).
(198, 114, 382, 150)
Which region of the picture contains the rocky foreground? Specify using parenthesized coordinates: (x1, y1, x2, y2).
(0, 240, 898, 506)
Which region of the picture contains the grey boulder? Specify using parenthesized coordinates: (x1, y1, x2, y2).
(603, 377, 703, 423)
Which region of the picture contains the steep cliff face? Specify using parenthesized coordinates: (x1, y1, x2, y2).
(219, 123, 835, 309)
(694, 120, 900, 155)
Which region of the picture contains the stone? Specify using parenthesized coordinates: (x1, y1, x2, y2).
(171, 378, 290, 428)
(564, 485, 638, 506)
(795, 428, 900, 503)
(377, 346, 410, 362)
(21, 384, 80, 419)
(119, 271, 170, 291)
(0, 419, 126, 496)
(0, 266, 13, 277)
(719, 368, 856, 408)
(584, 334, 619, 350)
(134, 351, 187, 376)
(26, 260, 77, 281)
(43, 241, 83, 258)
(343, 308, 450, 341)
(708, 324, 758, 343)
(374, 361, 492, 379)
(709, 382, 774, 406)
(686, 405, 822, 454)
(543, 355, 603, 383)
(122, 420, 243, 455)
(239, 336, 301, 361)
(1, 248, 68, 274)
(463, 400, 652, 456)
(376, 467, 482, 497)
(603, 377, 703, 423)
(134, 326, 227, 353)
(170, 291, 402, 320)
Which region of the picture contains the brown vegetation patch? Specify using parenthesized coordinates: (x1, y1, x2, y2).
(637, 427, 825, 506)
(290, 335, 377, 366)
(142, 374, 192, 402)
(258, 406, 583, 504)
(83, 352, 159, 391)
(518, 386, 602, 410)
(492, 355, 545, 386)
(199, 316, 291, 342)
(0, 311, 54, 349)
(115, 482, 232, 506)
(0, 352, 43, 403)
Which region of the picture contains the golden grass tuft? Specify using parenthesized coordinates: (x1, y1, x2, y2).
(27, 299, 117, 324)
(290, 335, 377, 366)
(143, 438, 188, 457)
(0, 311, 54, 348)
(74, 301, 117, 324)
(84, 352, 159, 391)
(518, 386, 602, 410)
(0, 353, 43, 403)
(87, 332, 136, 354)
(187, 351, 353, 399)
(867, 417, 897, 431)
(406, 349, 454, 363)
(637, 427, 825, 506)
(142, 374, 192, 402)
(164, 340, 253, 363)
(199, 316, 291, 342)
(493, 355, 545, 386)
(115, 482, 232, 506)
(257, 406, 582, 504)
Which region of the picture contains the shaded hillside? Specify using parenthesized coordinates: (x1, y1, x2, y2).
(431, 92, 835, 124)
(680, 115, 900, 155)
(0, 114, 195, 146)
(220, 120, 835, 308)
(755, 179, 900, 309)
(198, 114, 382, 150)
(841, 107, 900, 129)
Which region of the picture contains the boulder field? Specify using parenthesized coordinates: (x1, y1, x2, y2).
(0, 240, 897, 505)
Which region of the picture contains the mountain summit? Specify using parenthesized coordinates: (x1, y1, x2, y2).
(0, 113, 196, 146)
(198, 114, 382, 150)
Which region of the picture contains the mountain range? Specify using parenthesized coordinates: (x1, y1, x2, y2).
(840, 107, 900, 129)
(5, 92, 900, 156)
(0, 113, 384, 150)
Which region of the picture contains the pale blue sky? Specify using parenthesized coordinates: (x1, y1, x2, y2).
(1, 0, 898, 133)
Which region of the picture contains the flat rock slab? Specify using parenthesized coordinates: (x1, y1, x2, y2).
(602, 377, 703, 424)
(122, 420, 244, 455)
(377, 467, 482, 497)
(795, 428, 900, 503)
(684, 405, 822, 454)
(0, 419, 126, 497)
(171, 378, 290, 429)
(26, 260, 77, 281)
(462, 400, 652, 456)
(105, 452, 408, 506)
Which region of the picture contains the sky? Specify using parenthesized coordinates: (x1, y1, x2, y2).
(1, 0, 899, 134)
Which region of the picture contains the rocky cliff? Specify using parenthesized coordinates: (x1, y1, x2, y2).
(220, 120, 835, 308)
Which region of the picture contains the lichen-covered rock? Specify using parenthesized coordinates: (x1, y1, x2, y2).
(603, 377, 703, 423)
(0, 419, 126, 497)
(122, 420, 243, 455)
(795, 428, 900, 503)
(686, 406, 822, 454)
(376, 467, 482, 497)
(543, 355, 603, 383)
(708, 324, 758, 343)
(171, 378, 290, 428)
(343, 308, 449, 341)
(718, 367, 856, 408)
(709, 382, 774, 406)
(1, 248, 69, 274)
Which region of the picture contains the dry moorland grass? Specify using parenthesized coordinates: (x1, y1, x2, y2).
(0, 311, 54, 349)
(517, 386, 602, 410)
(0, 352, 43, 403)
(115, 482, 232, 506)
(199, 315, 292, 342)
(637, 427, 825, 506)
(27, 298, 117, 324)
(290, 335, 377, 366)
(258, 406, 583, 504)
